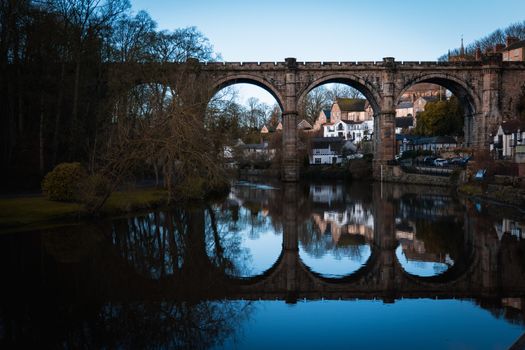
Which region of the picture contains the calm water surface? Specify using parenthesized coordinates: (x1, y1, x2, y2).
(1, 180, 524, 349)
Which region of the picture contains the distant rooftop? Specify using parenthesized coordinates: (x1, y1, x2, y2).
(336, 98, 366, 112)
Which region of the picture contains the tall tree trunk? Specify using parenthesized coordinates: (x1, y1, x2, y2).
(52, 62, 65, 167)
(39, 94, 45, 175)
(69, 59, 81, 159)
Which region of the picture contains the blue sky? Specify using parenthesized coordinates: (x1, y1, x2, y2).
(129, 0, 525, 105)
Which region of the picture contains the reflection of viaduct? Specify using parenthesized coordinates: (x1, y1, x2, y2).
(108, 56, 525, 180)
(132, 184, 521, 304)
(3, 184, 521, 306)
(215, 185, 515, 303)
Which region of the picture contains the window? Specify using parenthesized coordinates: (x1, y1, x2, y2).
(315, 157, 321, 164)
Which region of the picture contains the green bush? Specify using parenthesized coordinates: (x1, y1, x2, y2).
(41, 163, 87, 202)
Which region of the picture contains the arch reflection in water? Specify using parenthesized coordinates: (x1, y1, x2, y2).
(300, 184, 374, 278)
(205, 183, 283, 278)
(395, 218, 464, 277)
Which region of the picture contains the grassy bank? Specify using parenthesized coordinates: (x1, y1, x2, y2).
(458, 182, 525, 211)
(0, 188, 168, 233)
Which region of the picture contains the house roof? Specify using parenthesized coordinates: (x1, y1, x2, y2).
(241, 143, 268, 150)
(412, 136, 457, 145)
(397, 101, 414, 109)
(420, 96, 439, 102)
(336, 98, 367, 112)
(500, 119, 525, 134)
(322, 109, 332, 119)
(503, 39, 525, 51)
(311, 137, 346, 152)
(395, 116, 414, 128)
(298, 119, 313, 129)
(340, 120, 361, 125)
(396, 134, 420, 142)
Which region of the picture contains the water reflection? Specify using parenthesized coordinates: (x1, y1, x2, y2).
(205, 186, 283, 277)
(1, 181, 525, 349)
(299, 184, 374, 277)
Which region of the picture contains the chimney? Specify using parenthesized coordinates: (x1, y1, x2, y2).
(506, 36, 518, 47)
(475, 47, 482, 60)
(494, 44, 505, 52)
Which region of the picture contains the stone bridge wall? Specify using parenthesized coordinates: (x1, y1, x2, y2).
(106, 57, 525, 182)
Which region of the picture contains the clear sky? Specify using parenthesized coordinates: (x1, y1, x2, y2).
(129, 0, 525, 105)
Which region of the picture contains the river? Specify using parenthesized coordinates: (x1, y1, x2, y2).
(0, 180, 524, 349)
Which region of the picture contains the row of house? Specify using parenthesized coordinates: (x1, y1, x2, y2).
(397, 135, 458, 154)
(450, 36, 525, 62)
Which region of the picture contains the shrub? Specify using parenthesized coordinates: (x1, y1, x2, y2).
(41, 163, 87, 202)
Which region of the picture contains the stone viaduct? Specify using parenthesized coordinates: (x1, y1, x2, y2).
(107, 55, 525, 181)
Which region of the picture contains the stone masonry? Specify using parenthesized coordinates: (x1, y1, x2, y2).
(107, 54, 525, 181)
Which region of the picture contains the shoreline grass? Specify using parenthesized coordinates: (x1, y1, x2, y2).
(0, 188, 168, 234)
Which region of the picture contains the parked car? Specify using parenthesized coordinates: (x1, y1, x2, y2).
(449, 156, 471, 166)
(423, 156, 437, 165)
(449, 157, 463, 165)
(434, 158, 448, 167)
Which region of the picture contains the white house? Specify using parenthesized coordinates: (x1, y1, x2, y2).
(240, 142, 275, 160)
(309, 137, 356, 165)
(490, 119, 525, 159)
(323, 120, 373, 144)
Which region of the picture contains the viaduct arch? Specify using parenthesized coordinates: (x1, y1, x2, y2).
(107, 54, 525, 182)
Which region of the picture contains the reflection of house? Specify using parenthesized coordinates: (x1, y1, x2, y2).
(396, 224, 453, 266)
(311, 204, 374, 244)
(493, 218, 525, 241)
(490, 119, 525, 159)
(309, 184, 345, 205)
(309, 137, 356, 165)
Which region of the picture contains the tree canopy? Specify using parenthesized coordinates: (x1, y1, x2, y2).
(413, 97, 464, 137)
(0, 1, 221, 191)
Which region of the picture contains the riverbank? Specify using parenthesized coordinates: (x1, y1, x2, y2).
(0, 188, 168, 233)
(458, 182, 525, 212)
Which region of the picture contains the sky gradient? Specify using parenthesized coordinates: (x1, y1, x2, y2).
(129, 0, 525, 105)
